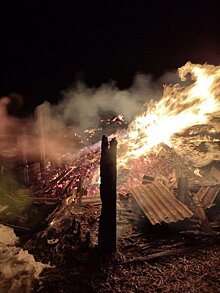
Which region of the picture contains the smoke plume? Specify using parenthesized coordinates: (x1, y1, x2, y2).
(0, 71, 180, 162)
(56, 74, 162, 130)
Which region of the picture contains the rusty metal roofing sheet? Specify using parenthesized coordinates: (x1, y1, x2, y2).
(195, 185, 220, 209)
(130, 182, 193, 225)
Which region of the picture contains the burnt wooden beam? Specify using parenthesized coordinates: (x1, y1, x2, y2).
(192, 193, 213, 233)
(98, 135, 117, 252)
(177, 176, 189, 205)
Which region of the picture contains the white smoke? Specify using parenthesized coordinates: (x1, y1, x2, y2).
(53, 73, 163, 130)
(0, 71, 180, 161)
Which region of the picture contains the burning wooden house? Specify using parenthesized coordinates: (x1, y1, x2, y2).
(26, 62, 220, 234)
(1, 62, 220, 293)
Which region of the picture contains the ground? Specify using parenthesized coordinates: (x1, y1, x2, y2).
(21, 202, 220, 293)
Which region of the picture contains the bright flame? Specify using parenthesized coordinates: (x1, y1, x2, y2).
(115, 62, 220, 164)
(42, 62, 220, 193)
(118, 62, 220, 165)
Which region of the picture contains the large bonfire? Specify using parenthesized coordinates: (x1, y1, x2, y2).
(57, 62, 220, 196)
(119, 62, 220, 162)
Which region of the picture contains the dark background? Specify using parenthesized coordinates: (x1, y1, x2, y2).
(0, 0, 220, 114)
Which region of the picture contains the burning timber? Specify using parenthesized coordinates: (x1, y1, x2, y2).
(20, 138, 219, 249)
(23, 167, 219, 292)
(1, 62, 220, 292)
(24, 137, 220, 229)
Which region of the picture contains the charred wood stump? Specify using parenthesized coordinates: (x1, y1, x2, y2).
(98, 135, 117, 252)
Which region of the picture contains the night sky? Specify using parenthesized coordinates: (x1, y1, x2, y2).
(0, 0, 220, 114)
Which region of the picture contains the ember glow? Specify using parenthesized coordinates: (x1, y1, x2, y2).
(118, 62, 220, 166)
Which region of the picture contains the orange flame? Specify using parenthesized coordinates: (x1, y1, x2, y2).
(118, 62, 220, 166)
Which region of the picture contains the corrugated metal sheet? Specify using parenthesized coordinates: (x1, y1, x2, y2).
(130, 182, 193, 225)
(195, 186, 220, 209)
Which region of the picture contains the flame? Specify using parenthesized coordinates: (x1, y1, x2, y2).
(36, 62, 220, 196)
(118, 62, 220, 166)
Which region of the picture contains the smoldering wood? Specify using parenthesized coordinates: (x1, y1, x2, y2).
(32, 167, 75, 197)
(98, 135, 117, 252)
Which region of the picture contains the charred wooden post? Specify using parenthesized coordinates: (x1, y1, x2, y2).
(177, 177, 189, 205)
(98, 135, 117, 252)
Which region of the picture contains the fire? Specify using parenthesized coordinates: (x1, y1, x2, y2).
(30, 62, 220, 196)
(118, 62, 220, 166)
